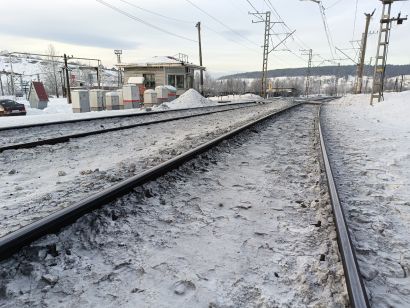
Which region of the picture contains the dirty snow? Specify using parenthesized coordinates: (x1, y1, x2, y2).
(322, 91, 410, 307)
(0, 104, 347, 307)
(0, 101, 292, 237)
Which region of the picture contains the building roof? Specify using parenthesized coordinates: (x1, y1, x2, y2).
(30, 81, 49, 101)
(119, 56, 205, 70)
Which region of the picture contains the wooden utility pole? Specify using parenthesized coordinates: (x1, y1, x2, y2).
(355, 10, 375, 94)
(371, 0, 407, 104)
(196, 22, 204, 95)
(64, 54, 72, 104)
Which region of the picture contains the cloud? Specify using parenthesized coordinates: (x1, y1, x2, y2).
(0, 27, 138, 50)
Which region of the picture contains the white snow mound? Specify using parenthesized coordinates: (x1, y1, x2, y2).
(163, 89, 216, 109)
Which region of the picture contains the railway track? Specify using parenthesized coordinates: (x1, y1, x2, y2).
(0, 101, 262, 152)
(0, 99, 369, 307)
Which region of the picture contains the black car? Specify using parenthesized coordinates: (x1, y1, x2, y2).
(0, 99, 27, 116)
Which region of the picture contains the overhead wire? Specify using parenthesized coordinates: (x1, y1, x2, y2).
(121, 0, 260, 53)
(185, 0, 260, 47)
(118, 0, 192, 24)
(96, 0, 197, 42)
(352, 0, 359, 41)
(260, 0, 312, 64)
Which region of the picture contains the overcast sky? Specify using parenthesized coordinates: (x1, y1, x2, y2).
(1, 0, 409, 76)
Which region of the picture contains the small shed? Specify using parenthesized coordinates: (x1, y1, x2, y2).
(28, 81, 49, 109)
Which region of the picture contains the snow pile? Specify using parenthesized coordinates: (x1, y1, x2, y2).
(162, 89, 216, 109)
(330, 91, 410, 131)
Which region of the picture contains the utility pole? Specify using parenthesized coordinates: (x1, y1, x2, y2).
(114, 49, 122, 87)
(64, 54, 72, 104)
(0, 72, 3, 96)
(301, 49, 313, 97)
(400, 74, 404, 92)
(334, 63, 340, 96)
(371, 0, 407, 104)
(195, 22, 204, 95)
(355, 10, 375, 94)
(8, 53, 15, 96)
(249, 11, 294, 98)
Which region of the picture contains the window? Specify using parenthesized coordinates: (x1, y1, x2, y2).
(168, 74, 185, 89)
(143, 74, 156, 89)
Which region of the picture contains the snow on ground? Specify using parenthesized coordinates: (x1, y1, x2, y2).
(0, 96, 148, 128)
(0, 101, 292, 237)
(209, 93, 263, 102)
(0, 104, 347, 307)
(322, 91, 410, 307)
(0, 91, 255, 128)
(0, 103, 256, 147)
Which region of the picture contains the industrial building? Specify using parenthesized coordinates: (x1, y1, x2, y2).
(119, 55, 205, 97)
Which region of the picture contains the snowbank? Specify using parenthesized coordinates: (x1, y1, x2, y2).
(160, 89, 217, 109)
(0, 96, 146, 128)
(330, 91, 410, 131)
(323, 91, 410, 306)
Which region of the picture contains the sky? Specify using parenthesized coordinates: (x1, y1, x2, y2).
(1, 0, 410, 77)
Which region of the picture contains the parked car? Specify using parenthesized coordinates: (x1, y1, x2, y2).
(0, 99, 27, 116)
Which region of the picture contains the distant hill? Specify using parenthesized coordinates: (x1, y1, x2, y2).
(219, 64, 410, 80)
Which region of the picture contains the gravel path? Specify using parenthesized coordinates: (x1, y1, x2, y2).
(322, 103, 410, 307)
(0, 104, 347, 307)
(0, 101, 291, 237)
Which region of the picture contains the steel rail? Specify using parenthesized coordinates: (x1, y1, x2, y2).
(0, 103, 260, 152)
(318, 106, 370, 308)
(0, 103, 301, 261)
(0, 101, 258, 132)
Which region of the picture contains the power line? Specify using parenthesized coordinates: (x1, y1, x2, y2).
(96, 0, 197, 43)
(352, 0, 359, 41)
(118, 0, 192, 24)
(326, 0, 343, 10)
(185, 0, 259, 47)
(118, 0, 258, 53)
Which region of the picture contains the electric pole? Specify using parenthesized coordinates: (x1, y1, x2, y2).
(355, 10, 375, 94)
(400, 75, 404, 92)
(0, 72, 3, 96)
(8, 53, 15, 96)
(335, 63, 340, 96)
(301, 49, 313, 97)
(114, 49, 122, 87)
(196, 22, 204, 95)
(371, 0, 407, 104)
(64, 54, 72, 104)
(249, 11, 294, 98)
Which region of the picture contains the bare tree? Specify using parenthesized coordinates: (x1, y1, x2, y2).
(42, 44, 60, 97)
